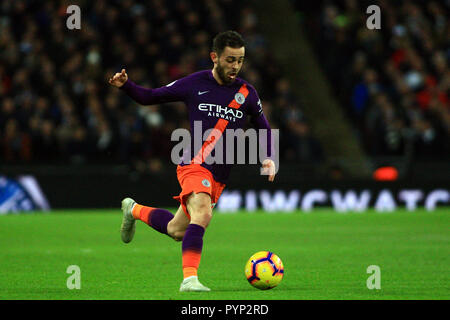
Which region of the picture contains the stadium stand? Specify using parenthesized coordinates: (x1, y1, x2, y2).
(293, 0, 449, 159)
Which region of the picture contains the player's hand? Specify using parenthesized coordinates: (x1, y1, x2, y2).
(261, 159, 276, 182)
(108, 69, 128, 87)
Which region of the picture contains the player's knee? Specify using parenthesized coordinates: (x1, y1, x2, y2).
(191, 207, 212, 228)
(167, 220, 185, 241)
(201, 211, 213, 228)
(187, 192, 213, 228)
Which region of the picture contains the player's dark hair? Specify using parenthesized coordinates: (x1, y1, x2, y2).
(212, 31, 245, 56)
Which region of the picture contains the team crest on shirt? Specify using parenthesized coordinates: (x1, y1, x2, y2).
(235, 92, 246, 104)
(202, 179, 211, 187)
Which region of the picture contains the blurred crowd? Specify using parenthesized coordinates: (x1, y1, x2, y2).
(0, 0, 322, 171)
(297, 0, 449, 158)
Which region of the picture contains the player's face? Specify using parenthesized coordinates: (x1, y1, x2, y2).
(213, 46, 245, 85)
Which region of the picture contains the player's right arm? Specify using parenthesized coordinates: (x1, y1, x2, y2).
(246, 85, 277, 182)
(108, 69, 186, 105)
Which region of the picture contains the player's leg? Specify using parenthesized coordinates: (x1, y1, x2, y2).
(166, 205, 190, 241)
(186, 191, 213, 228)
(179, 192, 212, 292)
(120, 197, 176, 243)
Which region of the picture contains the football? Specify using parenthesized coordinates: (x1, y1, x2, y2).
(244, 251, 284, 290)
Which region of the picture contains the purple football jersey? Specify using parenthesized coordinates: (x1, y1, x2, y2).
(120, 70, 272, 184)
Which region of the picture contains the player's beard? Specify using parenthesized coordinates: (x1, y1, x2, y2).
(216, 62, 237, 85)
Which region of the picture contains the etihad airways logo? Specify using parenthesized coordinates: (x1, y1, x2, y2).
(198, 103, 243, 122)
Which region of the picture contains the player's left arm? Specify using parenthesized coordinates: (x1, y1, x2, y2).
(247, 87, 277, 182)
(109, 69, 188, 105)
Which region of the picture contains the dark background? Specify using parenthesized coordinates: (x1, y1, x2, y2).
(1, 0, 448, 209)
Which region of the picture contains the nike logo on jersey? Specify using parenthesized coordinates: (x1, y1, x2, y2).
(198, 90, 209, 95)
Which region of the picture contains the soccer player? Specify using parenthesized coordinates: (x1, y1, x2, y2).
(108, 30, 276, 292)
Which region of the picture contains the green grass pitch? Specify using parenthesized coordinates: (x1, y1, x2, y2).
(0, 208, 448, 300)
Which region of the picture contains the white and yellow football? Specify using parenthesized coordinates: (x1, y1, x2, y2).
(244, 251, 284, 290)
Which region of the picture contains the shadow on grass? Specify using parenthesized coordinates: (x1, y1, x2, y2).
(210, 285, 303, 293)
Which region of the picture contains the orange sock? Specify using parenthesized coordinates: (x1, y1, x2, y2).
(182, 251, 201, 278)
(183, 267, 198, 279)
(131, 204, 174, 235)
(181, 224, 205, 279)
(131, 204, 154, 223)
